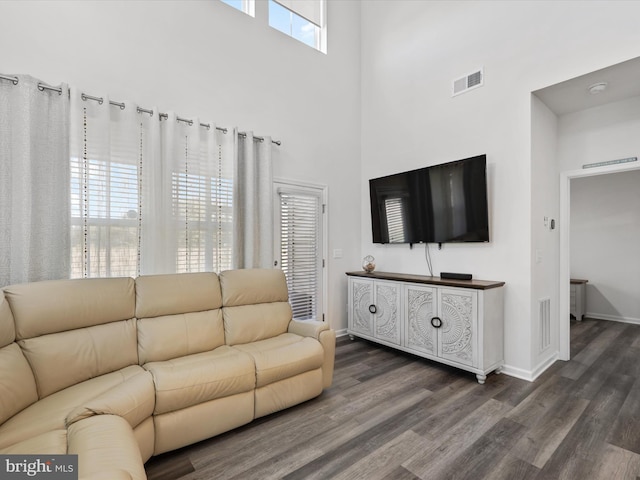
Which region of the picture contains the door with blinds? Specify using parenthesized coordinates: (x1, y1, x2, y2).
(274, 181, 326, 322)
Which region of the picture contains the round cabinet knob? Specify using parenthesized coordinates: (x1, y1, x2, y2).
(431, 316, 442, 328)
(369, 304, 377, 314)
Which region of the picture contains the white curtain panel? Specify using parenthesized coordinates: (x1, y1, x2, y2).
(0, 75, 70, 287)
(69, 87, 150, 278)
(233, 130, 274, 269)
(158, 114, 235, 274)
(5, 76, 265, 282)
(69, 93, 235, 277)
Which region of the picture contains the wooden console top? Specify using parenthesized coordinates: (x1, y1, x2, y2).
(346, 271, 505, 290)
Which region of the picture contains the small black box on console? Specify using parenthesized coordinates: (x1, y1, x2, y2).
(440, 272, 472, 281)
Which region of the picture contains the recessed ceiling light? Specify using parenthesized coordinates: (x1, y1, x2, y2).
(588, 82, 608, 95)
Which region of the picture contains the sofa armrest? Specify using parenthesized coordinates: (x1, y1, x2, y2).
(67, 415, 145, 480)
(288, 320, 335, 388)
(65, 371, 155, 429)
(287, 319, 329, 340)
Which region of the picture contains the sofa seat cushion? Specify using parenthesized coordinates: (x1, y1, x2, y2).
(233, 333, 324, 388)
(0, 430, 67, 455)
(0, 365, 145, 450)
(144, 346, 256, 415)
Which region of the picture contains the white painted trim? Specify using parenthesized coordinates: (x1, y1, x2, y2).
(585, 313, 640, 325)
(559, 161, 640, 361)
(500, 351, 558, 382)
(335, 328, 348, 337)
(531, 352, 559, 381)
(499, 364, 535, 382)
(274, 177, 329, 323)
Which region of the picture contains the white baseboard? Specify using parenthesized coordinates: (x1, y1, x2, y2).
(530, 352, 559, 381)
(585, 312, 640, 325)
(335, 328, 348, 337)
(499, 364, 536, 382)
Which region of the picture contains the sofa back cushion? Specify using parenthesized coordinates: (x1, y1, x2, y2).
(0, 343, 39, 425)
(4, 278, 138, 399)
(219, 269, 292, 345)
(0, 292, 38, 425)
(0, 291, 15, 349)
(135, 273, 225, 363)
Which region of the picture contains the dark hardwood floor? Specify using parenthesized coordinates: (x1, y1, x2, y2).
(145, 318, 640, 480)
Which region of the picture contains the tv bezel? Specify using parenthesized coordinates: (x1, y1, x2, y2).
(369, 154, 489, 245)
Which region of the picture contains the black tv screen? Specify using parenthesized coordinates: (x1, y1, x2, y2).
(369, 155, 489, 244)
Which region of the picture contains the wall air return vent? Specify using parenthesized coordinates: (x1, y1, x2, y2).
(539, 297, 551, 352)
(452, 68, 484, 97)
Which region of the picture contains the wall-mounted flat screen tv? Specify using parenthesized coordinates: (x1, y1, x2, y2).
(369, 154, 489, 245)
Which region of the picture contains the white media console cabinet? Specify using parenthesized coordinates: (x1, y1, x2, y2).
(346, 271, 505, 384)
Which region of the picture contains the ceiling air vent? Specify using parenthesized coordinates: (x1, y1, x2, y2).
(452, 68, 484, 97)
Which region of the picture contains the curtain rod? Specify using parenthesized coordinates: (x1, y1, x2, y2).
(0, 74, 281, 146)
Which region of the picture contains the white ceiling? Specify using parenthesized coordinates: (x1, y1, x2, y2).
(534, 56, 640, 116)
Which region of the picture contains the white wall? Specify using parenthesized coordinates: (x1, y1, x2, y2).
(531, 95, 559, 372)
(360, 0, 640, 377)
(0, 0, 362, 331)
(558, 96, 640, 172)
(557, 98, 640, 324)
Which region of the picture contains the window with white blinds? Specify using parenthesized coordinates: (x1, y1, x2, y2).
(70, 106, 234, 279)
(171, 148, 234, 274)
(70, 157, 140, 278)
(276, 184, 324, 321)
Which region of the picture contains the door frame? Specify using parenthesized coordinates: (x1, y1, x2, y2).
(273, 177, 328, 321)
(558, 160, 640, 360)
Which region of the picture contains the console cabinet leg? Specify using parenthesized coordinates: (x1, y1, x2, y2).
(348, 334, 355, 341)
(476, 374, 486, 385)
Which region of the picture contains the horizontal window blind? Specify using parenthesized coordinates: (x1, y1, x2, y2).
(278, 189, 322, 320)
(171, 137, 233, 274)
(70, 104, 143, 278)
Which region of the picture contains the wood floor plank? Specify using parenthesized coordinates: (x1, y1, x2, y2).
(424, 417, 527, 480)
(504, 373, 574, 427)
(402, 398, 514, 478)
(590, 443, 640, 480)
(607, 377, 640, 455)
(509, 394, 590, 468)
(330, 430, 427, 480)
(144, 453, 194, 480)
(410, 375, 511, 440)
(538, 370, 636, 479)
(281, 390, 438, 480)
(145, 318, 640, 480)
(481, 453, 541, 480)
(381, 466, 421, 480)
(570, 320, 626, 366)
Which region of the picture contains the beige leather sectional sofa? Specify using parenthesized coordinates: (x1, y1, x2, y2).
(0, 269, 335, 479)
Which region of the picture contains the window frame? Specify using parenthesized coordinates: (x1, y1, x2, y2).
(219, 0, 255, 17)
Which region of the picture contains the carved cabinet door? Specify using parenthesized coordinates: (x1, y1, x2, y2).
(372, 281, 402, 345)
(437, 288, 477, 367)
(404, 284, 437, 356)
(349, 278, 375, 337)
(349, 278, 401, 345)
